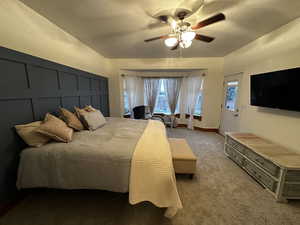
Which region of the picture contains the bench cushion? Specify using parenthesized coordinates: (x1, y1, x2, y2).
(169, 138, 197, 174)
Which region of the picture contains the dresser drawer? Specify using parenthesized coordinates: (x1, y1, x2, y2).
(226, 136, 247, 154)
(225, 145, 245, 167)
(283, 183, 300, 198)
(244, 149, 280, 178)
(244, 160, 277, 192)
(285, 170, 300, 182)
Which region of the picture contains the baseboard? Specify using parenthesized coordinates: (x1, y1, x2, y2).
(176, 124, 219, 133)
(194, 127, 219, 132)
(176, 124, 187, 128)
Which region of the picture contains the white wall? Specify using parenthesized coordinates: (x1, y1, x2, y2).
(110, 58, 224, 129)
(224, 18, 300, 153)
(0, 0, 225, 129)
(0, 0, 111, 76)
(6, 0, 299, 147)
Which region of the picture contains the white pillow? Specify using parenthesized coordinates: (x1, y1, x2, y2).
(81, 110, 106, 131)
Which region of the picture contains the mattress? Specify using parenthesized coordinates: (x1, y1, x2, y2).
(17, 117, 147, 193)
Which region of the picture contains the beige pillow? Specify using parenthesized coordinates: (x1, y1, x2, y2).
(80, 110, 106, 131)
(36, 113, 73, 143)
(15, 121, 51, 147)
(60, 108, 84, 131)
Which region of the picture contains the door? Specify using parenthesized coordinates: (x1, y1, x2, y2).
(219, 73, 243, 135)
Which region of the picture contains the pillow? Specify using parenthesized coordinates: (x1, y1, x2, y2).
(36, 113, 73, 143)
(59, 108, 84, 131)
(84, 105, 97, 112)
(80, 110, 106, 131)
(15, 121, 51, 147)
(74, 106, 87, 119)
(74, 105, 106, 130)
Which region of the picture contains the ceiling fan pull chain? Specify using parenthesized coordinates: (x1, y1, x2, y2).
(179, 47, 183, 58)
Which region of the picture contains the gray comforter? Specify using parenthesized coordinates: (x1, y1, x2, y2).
(17, 118, 148, 193)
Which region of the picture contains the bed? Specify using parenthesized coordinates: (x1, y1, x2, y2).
(17, 117, 182, 217)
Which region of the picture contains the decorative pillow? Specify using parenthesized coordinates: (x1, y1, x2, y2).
(74, 106, 87, 119)
(36, 113, 73, 143)
(84, 105, 97, 112)
(15, 121, 51, 147)
(80, 110, 106, 131)
(59, 108, 84, 131)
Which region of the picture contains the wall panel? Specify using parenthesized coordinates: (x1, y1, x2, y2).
(0, 46, 109, 203)
(59, 72, 78, 91)
(62, 96, 80, 111)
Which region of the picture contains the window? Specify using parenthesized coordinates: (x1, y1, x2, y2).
(154, 79, 171, 114)
(123, 77, 203, 116)
(225, 81, 239, 111)
(124, 91, 130, 114)
(123, 81, 130, 114)
(194, 94, 202, 116)
(154, 79, 202, 116)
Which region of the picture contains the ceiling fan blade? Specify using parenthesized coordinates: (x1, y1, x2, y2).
(191, 13, 225, 30)
(170, 42, 179, 50)
(194, 34, 215, 42)
(144, 35, 169, 42)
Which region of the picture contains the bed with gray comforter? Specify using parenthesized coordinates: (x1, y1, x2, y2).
(17, 117, 148, 193)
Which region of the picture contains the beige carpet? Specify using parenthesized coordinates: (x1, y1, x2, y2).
(1, 128, 300, 225)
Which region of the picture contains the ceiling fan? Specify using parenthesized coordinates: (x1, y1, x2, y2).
(144, 11, 225, 50)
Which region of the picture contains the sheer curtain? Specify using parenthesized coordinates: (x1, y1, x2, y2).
(179, 76, 203, 129)
(164, 78, 182, 127)
(124, 75, 144, 117)
(144, 78, 160, 114)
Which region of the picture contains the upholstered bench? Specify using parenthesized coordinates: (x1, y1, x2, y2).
(169, 138, 197, 179)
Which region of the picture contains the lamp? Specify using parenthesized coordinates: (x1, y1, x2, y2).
(164, 37, 178, 47)
(181, 31, 196, 42)
(180, 40, 192, 48)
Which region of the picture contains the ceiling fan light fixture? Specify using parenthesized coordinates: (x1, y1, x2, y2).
(180, 40, 192, 48)
(171, 21, 177, 31)
(164, 37, 178, 47)
(181, 31, 196, 41)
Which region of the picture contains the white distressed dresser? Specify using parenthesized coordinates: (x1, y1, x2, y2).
(224, 132, 300, 202)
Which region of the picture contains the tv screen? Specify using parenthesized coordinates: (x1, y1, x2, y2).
(250, 67, 300, 112)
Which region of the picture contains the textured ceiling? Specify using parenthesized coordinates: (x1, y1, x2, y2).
(20, 0, 300, 58)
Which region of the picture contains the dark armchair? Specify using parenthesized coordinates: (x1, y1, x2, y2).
(133, 105, 147, 119)
(132, 105, 167, 124)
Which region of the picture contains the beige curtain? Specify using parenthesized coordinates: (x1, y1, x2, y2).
(124, 75, 144, 117)
(144, 78, 160, 114)
(164, 78, 182, 115)
(179, 76, 203, 129)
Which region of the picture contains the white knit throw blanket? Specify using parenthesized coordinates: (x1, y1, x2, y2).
(129, 120, 182, 218)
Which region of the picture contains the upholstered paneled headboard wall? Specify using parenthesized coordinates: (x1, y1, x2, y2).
(0, 46, 109, 203)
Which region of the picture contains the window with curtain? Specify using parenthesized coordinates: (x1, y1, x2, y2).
(123, 81, 130, 114)
(153, 78, 203, 115)
(154, 79, 171, 114)
(123, 77, 203, 116)
(123, 75, 144, 116)
(194, 94, 203, 116)
(192, 78, 204, 116)
(123, 91, 130, 114)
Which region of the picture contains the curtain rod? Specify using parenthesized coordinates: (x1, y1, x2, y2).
(121, 74, 205, 78)
(142, 76, 184, 79)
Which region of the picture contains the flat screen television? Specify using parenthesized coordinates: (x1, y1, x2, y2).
(250, 67, 300, 112)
